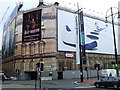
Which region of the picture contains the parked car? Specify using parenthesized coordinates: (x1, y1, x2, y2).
(0, 72, 9, 80)
(9, 76, 17, 80)
(94, 76, 120, 89)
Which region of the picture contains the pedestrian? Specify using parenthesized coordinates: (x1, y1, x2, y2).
(109, 73, 112, 76)
(2, 75, 5, 83)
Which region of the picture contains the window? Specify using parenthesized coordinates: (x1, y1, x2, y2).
(15, 34, 18, 43)
(58, 62, 64, 71)
(108, 77, 114, 81)
(29, 43, 35, 55)
(66, 62, 72, 70)
(20, 61, 25, 71)
(21, 44, 26, 55)
(102, 77, 108, 81)
(29, 61, 34, 71)
(38, 42, 44, 54)
(14, 45, 17, 55)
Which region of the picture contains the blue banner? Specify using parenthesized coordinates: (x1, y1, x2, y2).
(3, 5, 18, 31)
(80, 11, 86, 64)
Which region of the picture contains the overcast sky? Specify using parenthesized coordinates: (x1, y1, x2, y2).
(0, 0, 120, 50)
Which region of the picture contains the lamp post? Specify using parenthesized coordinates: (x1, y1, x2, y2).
(105, 7, 119, 76)
(75, 3, 83, 82)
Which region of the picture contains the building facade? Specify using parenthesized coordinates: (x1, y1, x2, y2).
(2, 3, 120, 79)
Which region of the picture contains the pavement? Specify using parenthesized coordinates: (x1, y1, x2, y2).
(75, 79, 98, 85)
(1, 78, 98, 89)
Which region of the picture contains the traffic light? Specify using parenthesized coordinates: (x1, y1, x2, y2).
(115, 64, 118, 67)
(94, 64, 100, 70)
(85, 67, 88, 71)
(40, 63, 44, 71)
(83, 57, 86, 64)
(94, 64, 97, 69)
(98, 64, 100, 70)
(36, 62, 40, 68)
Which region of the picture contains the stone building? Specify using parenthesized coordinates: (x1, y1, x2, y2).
(2, 1, 120, 79)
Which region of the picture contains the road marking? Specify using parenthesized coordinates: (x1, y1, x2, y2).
(75, 86, 95, 88)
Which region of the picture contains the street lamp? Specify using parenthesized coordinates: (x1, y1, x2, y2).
(75, 3, 84, 82)
(105, 7, 119, 76)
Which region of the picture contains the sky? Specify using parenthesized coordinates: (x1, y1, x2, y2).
(0, 0, 120, 50)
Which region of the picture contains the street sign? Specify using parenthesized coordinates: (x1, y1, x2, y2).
(65, 53, 73, 57)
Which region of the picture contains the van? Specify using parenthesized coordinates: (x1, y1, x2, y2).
(101, 69, 116, 77)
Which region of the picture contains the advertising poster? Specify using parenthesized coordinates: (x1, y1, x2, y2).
(2, 19, 16, 59)
(84, 16, 118, 54)
(3, 5, 18, 31)
(2, 5, 18, 59)
(80, 11, 86, 64)
(9, 19, 16, 55)
(2, 29, 7, 58)
(22, 9, 41, 42)
(57, 9, 77, 52)
(57, 9, 119, 54)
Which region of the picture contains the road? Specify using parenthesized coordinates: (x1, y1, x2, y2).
(0, 79, 116, 90)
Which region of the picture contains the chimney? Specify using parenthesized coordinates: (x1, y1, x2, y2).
(38, 0, 43, 7)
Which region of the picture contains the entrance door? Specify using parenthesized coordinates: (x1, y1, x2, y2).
(30, 71, 37, 80)
(57, 71, 63, 79)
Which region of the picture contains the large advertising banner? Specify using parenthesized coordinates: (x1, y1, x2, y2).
(2, 5, 18, 59)
(57, 9, 77, 52)
(84, 16, 118, 54)
(57, 9, 118, 54)
(2, 19, 16, 59)
(22, 9, 41, 42)
(3, 5, 18, 31)
(2, 28, 8, 58)
(9, 19, 16, 55)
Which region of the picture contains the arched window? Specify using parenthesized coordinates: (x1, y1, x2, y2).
(14, 45, 17, 55)
(38, 41, 44, 54)
(21, 44, 26, 55)
(29, 60, 34, 71)
(20, 60, 25, 72)
(29, 43, 35, 55)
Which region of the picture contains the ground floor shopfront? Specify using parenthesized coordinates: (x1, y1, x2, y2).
(2, 51, 120, 80)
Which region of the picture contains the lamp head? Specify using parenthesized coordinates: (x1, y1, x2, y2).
(105, 16, 108, 23)
(118, 12, 120, 18)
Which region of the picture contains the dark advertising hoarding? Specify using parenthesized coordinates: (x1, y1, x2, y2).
(22, 9, 41, 42)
